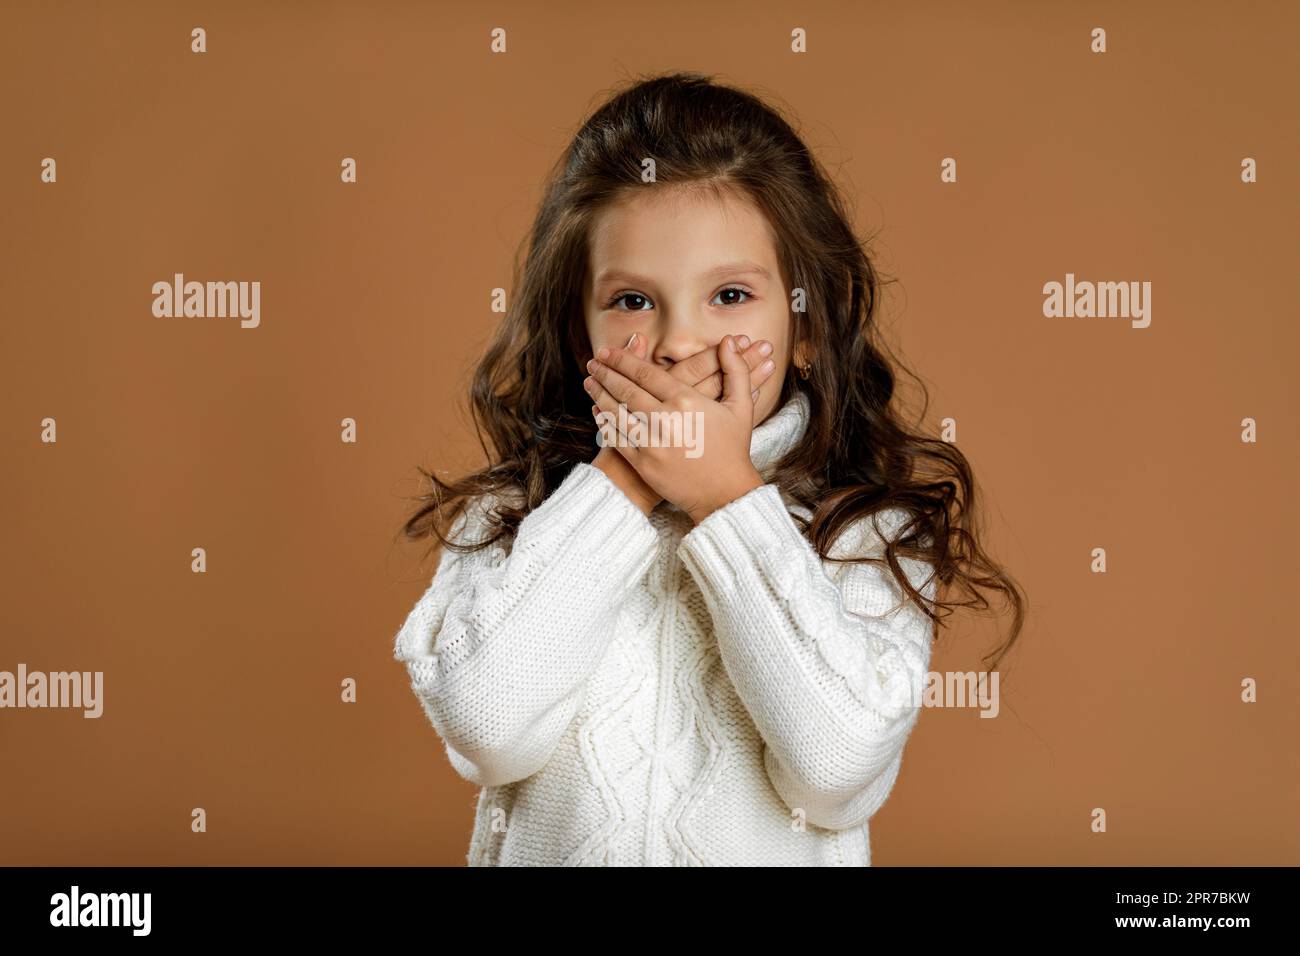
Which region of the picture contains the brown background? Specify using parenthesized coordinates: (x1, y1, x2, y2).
(2, 0, 1297, 865)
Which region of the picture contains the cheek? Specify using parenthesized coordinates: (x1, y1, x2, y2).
(752, 308, 791, 360)
(756, 367, 789, 422)
(587, 316, 651, 354)
(601, 330, 639, 352)
(590, 310, 650, 343)
(768, 340, 791, 370)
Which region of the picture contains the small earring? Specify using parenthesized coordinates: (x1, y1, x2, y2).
(797, 360, 812, 380)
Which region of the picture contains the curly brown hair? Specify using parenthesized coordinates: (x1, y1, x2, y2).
(399, 70, 1025, 674)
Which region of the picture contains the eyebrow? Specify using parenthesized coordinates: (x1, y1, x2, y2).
(593, 260, 772, 287)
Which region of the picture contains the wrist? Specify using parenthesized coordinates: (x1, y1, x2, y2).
(686, 465, 765, 525)
(592, 448, 661, 516)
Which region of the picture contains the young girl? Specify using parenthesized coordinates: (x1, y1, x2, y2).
(394, 72, 1024, 866)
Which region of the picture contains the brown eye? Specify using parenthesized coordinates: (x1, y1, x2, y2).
(608, 292, 652, 311)
(712, 286, 754, 307)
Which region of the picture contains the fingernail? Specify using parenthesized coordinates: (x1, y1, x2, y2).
(758, 341, 772, 356)
(759, 359, 774, 374)
(737, 334, 751, 349)
(726, 336, 737, 352)
(596, 347, 610, 360)
(750, 388, 759, 401)
(625, 333, 636, 347)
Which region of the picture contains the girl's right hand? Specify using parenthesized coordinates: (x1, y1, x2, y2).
(591, 332, 777, 516)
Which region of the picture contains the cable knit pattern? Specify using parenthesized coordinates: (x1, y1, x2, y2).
(393, 390, 937, 865)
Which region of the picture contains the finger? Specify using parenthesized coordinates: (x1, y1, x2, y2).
(588, 396, 643, 459)
(591, 346, 689, 406)
(608, 331, 650, 362)
(747, 355, 777, 405)
(693, 339, 773, 398)
(717, 334, 753, 414)
(584, 364, 631, 420)
(593, 333, 654, 423)
(707, 347, 775, 400)
(599, 331, 648, 367)
(590, 334, 646, 453)
(631, 331, 649, 361)
(669, 334, 749, 387)
(586, 356, 658, 414)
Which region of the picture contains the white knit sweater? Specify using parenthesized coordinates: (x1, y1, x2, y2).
(393, 390, 937, 866)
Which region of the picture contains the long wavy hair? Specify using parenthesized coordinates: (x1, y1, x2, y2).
(399, 70, 1025, 673)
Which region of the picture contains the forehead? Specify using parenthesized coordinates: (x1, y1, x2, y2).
(587, 186, 779, 283)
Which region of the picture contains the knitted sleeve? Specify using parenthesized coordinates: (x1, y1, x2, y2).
(675, 483, 937, 831)
(393, 461, 659, 788)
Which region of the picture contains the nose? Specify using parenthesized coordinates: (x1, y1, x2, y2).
(649, 310, 710, 368)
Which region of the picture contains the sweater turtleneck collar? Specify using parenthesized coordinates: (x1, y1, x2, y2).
(749, 388, 810, 478)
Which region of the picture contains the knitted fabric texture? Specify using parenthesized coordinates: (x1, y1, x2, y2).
(393, 389, 937, 865)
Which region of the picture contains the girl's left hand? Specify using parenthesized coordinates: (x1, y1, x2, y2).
(584, 334, 765, 525)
